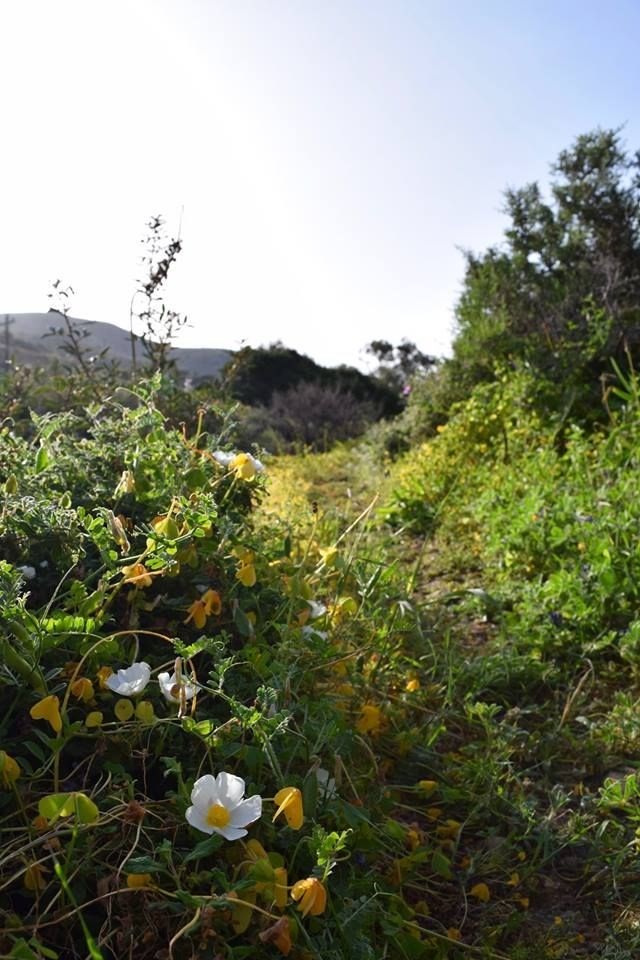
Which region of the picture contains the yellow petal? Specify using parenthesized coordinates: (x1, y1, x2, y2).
(85, 711, 103, 728)
(70, 677, 94, 702)
(30, 695, 62, 734)
(135, 701, 155, 723)
(0, 751, 21, 788)
(114, 699, 134, 722)
(470, 882, 490, 902)
(272, 787, 304, 830)
(126, 873, 153, 888)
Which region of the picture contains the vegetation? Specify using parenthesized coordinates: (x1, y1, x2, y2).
(2, 128, 640, 959)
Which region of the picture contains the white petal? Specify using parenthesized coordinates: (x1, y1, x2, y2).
(185, 805, 213, 834)
(216, 824, 248, 841)
(215, 772, 246, 807)
(213, 450, 234, 467)
(191, 774, 219, 810)
(229, 794, 262, 828)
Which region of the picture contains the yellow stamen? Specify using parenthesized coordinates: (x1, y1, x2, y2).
(206, 803, 230, 828)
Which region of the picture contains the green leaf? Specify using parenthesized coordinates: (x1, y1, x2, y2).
(125, 856, 165, 874)
(431, 848, 452, 880)
(233, 605, 252, 637)
(183, 834, 224, 862)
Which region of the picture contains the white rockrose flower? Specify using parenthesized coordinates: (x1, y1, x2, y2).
(158, 671, 196, 704)
(307, 600, 327, 620)
(106, 661, 151, 697)
(185, 772, 262, 840)
(212, 450, 235, 467)
(17, 565, 37, 580)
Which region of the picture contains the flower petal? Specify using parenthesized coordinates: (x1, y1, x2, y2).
(191, 774, 219, 809)
(185, 805, 213, 834)
(215, 771, 246, 806)
(229, 794, 262, 828)
(216, 824, 249, 841)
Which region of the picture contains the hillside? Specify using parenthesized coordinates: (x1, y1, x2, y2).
(1, 312, 231, 381)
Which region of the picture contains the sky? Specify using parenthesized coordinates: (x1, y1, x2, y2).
(1, 0, 639, 370)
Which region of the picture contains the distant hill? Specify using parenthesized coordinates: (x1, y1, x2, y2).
(0, 312, 231, 382)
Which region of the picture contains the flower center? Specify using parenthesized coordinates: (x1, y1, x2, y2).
(206, 803, 230, 828)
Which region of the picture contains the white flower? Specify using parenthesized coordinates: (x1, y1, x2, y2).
(106, 661, 151, 697)
(158, 671, 196, 704)
(185, 772, 262, 840)
(315, 767, 337, 800)
(17, 565, 36, 580)
(212, 450, 235, 467)
(307, 600, 327, 620)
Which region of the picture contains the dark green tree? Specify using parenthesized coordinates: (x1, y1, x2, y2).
(454, 128, 640, 390)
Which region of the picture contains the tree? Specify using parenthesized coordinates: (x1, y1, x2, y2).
(453, 128, 640, 389)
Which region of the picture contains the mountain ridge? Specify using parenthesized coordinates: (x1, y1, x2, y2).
(0, 312, 231, 381)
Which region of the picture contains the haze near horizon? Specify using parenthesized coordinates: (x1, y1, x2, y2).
(1, 0, 639, 370)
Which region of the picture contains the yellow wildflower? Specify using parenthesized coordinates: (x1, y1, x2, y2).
(70, 677, 94, 702)
(135, 701, 154, 723)
(114, 699, 134, 722)
(470, 882, 490, 902)
(405, 678, 420, 693)
(229, 452, 263, 481)
(236, 552, 257, 587)
(85, 711, 103, 728)
(417, 779, 438, 795)
(0, 751, 20, 788)
(96, 666, 113, 690)
(126, 873, 153, 888)
(447, 928, 462, 941)
(356, 704, 383, 735)
(121, 563, 152, 588)
(30, 695, 62, 734)
(291, 877, 327, 917)
(272, 787, 304, 830)
(274, 866, 288, 909)
(184, 589, 222, 629)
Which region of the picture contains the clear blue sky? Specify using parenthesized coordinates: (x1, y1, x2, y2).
(1, 0, 639, 368)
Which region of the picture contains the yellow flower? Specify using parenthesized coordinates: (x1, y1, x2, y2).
(184, 589, 222, 629)
(272, 787, 304, 830)
(236, 554, 257, 587)
(70, 677, 94, 702)
(114, 699, 134, 722)
(126, 873, 153, 888)
(24, 862, 48, 891)
(405, 678, 420, 693)
(30, 695, 62, 734)
(447, 928, 462, 941)
(96, 666, 113, 690)
(229, 452, 263, 481)
(470, 882, 490, 902)
(291, 877, 327, 917)
(356, 704, 383, 735)
(184, 598, 208, 629)
(85, 711, 103, 728)
(274, 866, 288, 909)
(0, 751, 20, 788)
(135, 701, 155, 723)
(417, 779, 438, 795)
(121, 563, 153, 589)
